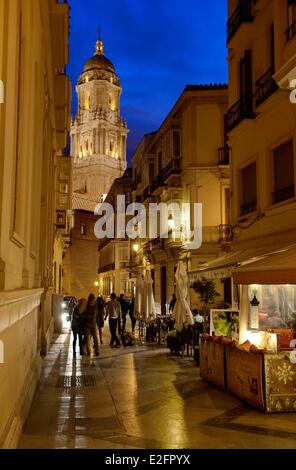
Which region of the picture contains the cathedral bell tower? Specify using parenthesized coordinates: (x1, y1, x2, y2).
(71, 33, 129, 211)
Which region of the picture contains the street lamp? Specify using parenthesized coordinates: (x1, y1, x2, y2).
(94, 281, 99, 287)
(250, 293, 260, 330)
(133, 242, 139, 253)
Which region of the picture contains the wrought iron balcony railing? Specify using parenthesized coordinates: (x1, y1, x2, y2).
(218, 146, 230, 165)
(272, 185, 295, 204)
(227, 0, 254, 43)
(255, 67, 278, 107)
(142, 185, 152, 202)
(240, 200, 257, 216)
(218, 225, 233, 243)
(227, 94, 254, 132)
(98, 263, 115, 274)
(150, 173, 165, 194)
(286, 19, 296, 42)
(162, 158, 181, 182)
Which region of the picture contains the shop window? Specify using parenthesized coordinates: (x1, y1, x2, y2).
(272, 139, 294, 204)
(240, 162, 257, 216)
(248, 284, 296, 331)
(80, 224, 87, 235)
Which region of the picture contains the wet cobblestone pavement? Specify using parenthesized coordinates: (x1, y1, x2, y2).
(19, 328, 296, 449)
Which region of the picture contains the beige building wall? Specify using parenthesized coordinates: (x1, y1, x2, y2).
(0, 0, 70, 448)
(227, 0, 296, 250)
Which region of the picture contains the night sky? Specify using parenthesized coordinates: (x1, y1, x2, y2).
(68, 0, 228, 163)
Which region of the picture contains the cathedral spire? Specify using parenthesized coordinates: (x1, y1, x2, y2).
(95, 27, 104, 56)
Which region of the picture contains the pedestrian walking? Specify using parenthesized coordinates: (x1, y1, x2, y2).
(129, 297, 137, 334)
(169, 294, 176, 314)
(85, 293, 100, 356)
(96, 294, 105, 344)
(105, 293, 121, 347)
(118, 293, 129, 332)
(71, 298, 87, 358)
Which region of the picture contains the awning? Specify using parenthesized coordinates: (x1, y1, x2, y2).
(189, 243, 296, 283)
(233, 244, 296, 285)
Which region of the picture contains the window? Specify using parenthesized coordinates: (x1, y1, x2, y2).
(158, 152, 162, 173)
(240, 162, 257, 216)
(110, 141, 114, 153)
(120, 273, 131, 294)
(149, 161, 155, 183)
(172, 131, 181, 157)
(287, 0, 296, 40)
(119, 246, 129, 262)
(272, 139, 295, 204)
(270, 24, 275, 71)
(84, 92, 90, 110)
(248, 284, 296, 331)
(240, 50, 253, 101)
(80, 224, 87, 235)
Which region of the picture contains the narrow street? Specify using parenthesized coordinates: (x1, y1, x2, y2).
(19, 326, 296, 449)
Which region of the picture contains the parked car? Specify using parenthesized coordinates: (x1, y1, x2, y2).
(63, 296, 77, 321)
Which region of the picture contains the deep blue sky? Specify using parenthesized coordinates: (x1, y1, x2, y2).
(68, 0, 228, 162)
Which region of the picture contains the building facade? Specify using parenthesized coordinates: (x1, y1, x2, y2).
(0, 0, 71, 448)
(97, 169, 133, 299)
(132, 85, 230, 314)
(192, 0, 296, 346)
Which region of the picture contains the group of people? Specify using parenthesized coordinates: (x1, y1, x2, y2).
(71, 293, 136, 357)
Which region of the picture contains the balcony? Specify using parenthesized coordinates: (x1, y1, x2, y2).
(219, 225, 233, 243)
(218, 146, 230, 165)
(98, 263, 115, 274)
(272, 185, 295, 205)
(255, 68, 278, 107)
(227, 94, 254, 132)
(150, 173, 164, 194)
(151, 237, 164, 251)
(120, 261, 132, 270)
(240, 200, 257, 216)
(227, 0, 254, 43)
(286, 19, 296, 42)
(142, 185, 152, 202)
(162, 158, 181, 182)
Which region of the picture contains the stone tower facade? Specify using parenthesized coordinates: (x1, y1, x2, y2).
(71, 34, 128, 211)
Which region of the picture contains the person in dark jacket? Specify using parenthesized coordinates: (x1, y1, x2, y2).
(169, 294, 176, 314)
(129, 298, 136, 334)
(118, 294, 129, 332)
(71, 298, 87, 358)
(96, 295, 105, 344)
(105, 293, 122, 347)
(85, 294, 100, 356)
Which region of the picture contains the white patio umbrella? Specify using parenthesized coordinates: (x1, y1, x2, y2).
(173, 261, 194, 332)
(135, 273, 144, 319)
(141, 270, 156, 321)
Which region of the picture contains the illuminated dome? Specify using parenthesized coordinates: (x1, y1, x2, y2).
(79, 35, 120, 86)
(83, 52, 115, 74)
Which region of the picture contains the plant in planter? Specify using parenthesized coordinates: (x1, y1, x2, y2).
(167, 329, 183, 354)
(190, 278, 220, 333)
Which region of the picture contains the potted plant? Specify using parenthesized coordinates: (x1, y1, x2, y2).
(190, 278, 220, 333)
